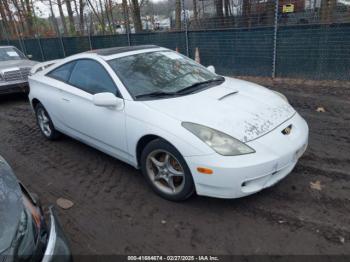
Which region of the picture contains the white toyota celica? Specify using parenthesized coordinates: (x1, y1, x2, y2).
(28, 45, 309, 201)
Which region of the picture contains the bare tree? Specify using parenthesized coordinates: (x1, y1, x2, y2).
(122, 0, 130, 33)
(86, 0, 106, 34)
(175, 0, 181, 30)
(48, 0, 60, 35)
(0, 0, 12, 38)
(224, 0, 231, 17)
(79, 0, 85, 34)
(56, 0, 68, 35)
(108, 0, 115, 30)
(103, 0, 113, 34)
(193, 0, 198, 20)
(64, 0, 75, 34)
(242, 0, 251, 27)
(320, 0, 336, 24)
(24, 0, 34, 35)
(130, 0, 142, 32)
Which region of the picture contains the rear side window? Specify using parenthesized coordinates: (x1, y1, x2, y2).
(68, 59, 116, 95)
(47, 61, 76, 82)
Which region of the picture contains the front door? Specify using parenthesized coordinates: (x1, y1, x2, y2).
(59, 59, 128, 161)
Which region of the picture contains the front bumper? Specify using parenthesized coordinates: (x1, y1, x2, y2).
(0, 81, 29, 95)
(42, 206, 72, 262)
(185, 113, 309, 199)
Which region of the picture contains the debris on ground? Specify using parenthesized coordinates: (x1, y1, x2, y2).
(161, 220, 167, 225)
(56, 198, 74, 210)
(310, 180, 323, 191)
(339, 236, 345, 244)
(316, 107, 326, 112)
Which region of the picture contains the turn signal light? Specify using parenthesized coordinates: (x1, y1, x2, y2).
(197, 167, 213, 175)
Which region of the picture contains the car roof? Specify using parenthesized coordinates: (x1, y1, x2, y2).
(88, 45, 160, 56)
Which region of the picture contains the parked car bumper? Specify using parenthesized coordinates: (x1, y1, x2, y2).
(0, 81, 29, 94)
(42, 206, 72, 262)
(185, 113, 309, 199)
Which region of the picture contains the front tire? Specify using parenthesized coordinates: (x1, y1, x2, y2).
(35, 103, 60, 140)
(140, 139, 195, 201)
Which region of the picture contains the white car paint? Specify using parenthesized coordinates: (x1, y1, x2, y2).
(28, 47, 309, 199)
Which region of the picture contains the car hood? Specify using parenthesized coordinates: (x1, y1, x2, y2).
(0, 156, 23, 254)
(0, 59, 38, 71)
(143, 77, 295, 143)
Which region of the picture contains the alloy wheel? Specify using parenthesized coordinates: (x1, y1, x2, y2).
(146, 150, 185, 195)
(37, 108, 52, 137)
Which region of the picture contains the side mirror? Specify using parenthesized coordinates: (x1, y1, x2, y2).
(93, 92, 124, 110)
(27, 54, 33, 59)
(207, 65, 216, 73)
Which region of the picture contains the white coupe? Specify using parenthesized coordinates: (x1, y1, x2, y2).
(28, 45, 309, 201)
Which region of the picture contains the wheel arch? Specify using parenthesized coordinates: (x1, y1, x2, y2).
(136, 134, 161, 168)
(31, 98, 41, 109)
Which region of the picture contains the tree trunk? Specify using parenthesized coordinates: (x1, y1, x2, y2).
(0, 0, 10, 39)
(215, 0, 224, 17)
(98, 0, 106, 33)
(24, 0, 34, 35)
(242, 0, 251, 27)
(86, 0, 105, 34)
(175, 0, 181, 31)
(122, 0, 130, 33)
(64, 0, 75, 34)
(48, 0, 60, 36)
(224, 0, 231, 17)
(11, 0, 27, 36)
(108, 0, 115, 31)
(3, 0, 16, 38)
(320, 0, 336, 24)
(193, 0, 198, 20)
(104, 0, 113, 34)
(214, 0, 224, 26)
(130, 0, 142, 32)
(79, 0, 85, 35)
(57, 0, 68, 35)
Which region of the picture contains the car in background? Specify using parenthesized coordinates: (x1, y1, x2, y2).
(28, 45, 308, 201)
(0, 46, 38, 95)
(0, 155, 71, 261)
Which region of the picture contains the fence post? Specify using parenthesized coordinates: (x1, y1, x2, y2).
(182, 0, 189, 57)
(59, 35, 66, 57)
(272, 0, 279, 78)
(122, 1, 131, 46)
(87, 14, 93, 50)
(37, 37, 45, 61)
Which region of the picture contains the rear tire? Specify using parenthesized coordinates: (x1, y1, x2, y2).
(35, 103, 60, 140)
(140, 139, 195, 201)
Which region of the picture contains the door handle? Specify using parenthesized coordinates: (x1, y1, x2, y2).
(62, 98, 70, 102)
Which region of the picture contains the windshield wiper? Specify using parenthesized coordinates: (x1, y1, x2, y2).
(135, 77, 225, 99)
(175, 76, 225, 95)
(135, 91, 178, 99)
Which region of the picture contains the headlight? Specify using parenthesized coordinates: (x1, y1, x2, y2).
(182, 122, 255, 156)
(273, 91, 288, 103)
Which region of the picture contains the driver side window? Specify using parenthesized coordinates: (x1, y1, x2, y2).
(68, 59, 117, 95)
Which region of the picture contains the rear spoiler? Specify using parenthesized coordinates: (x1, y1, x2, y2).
(30, 59, 61, 75)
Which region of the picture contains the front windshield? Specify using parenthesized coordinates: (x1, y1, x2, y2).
(108, 51, 219, 98)
(0, 47, 26, 61)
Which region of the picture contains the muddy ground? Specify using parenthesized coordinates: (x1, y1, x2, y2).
(0, 82, 349, 256)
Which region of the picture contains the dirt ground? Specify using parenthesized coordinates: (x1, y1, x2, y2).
(0, 82, 349, 256)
